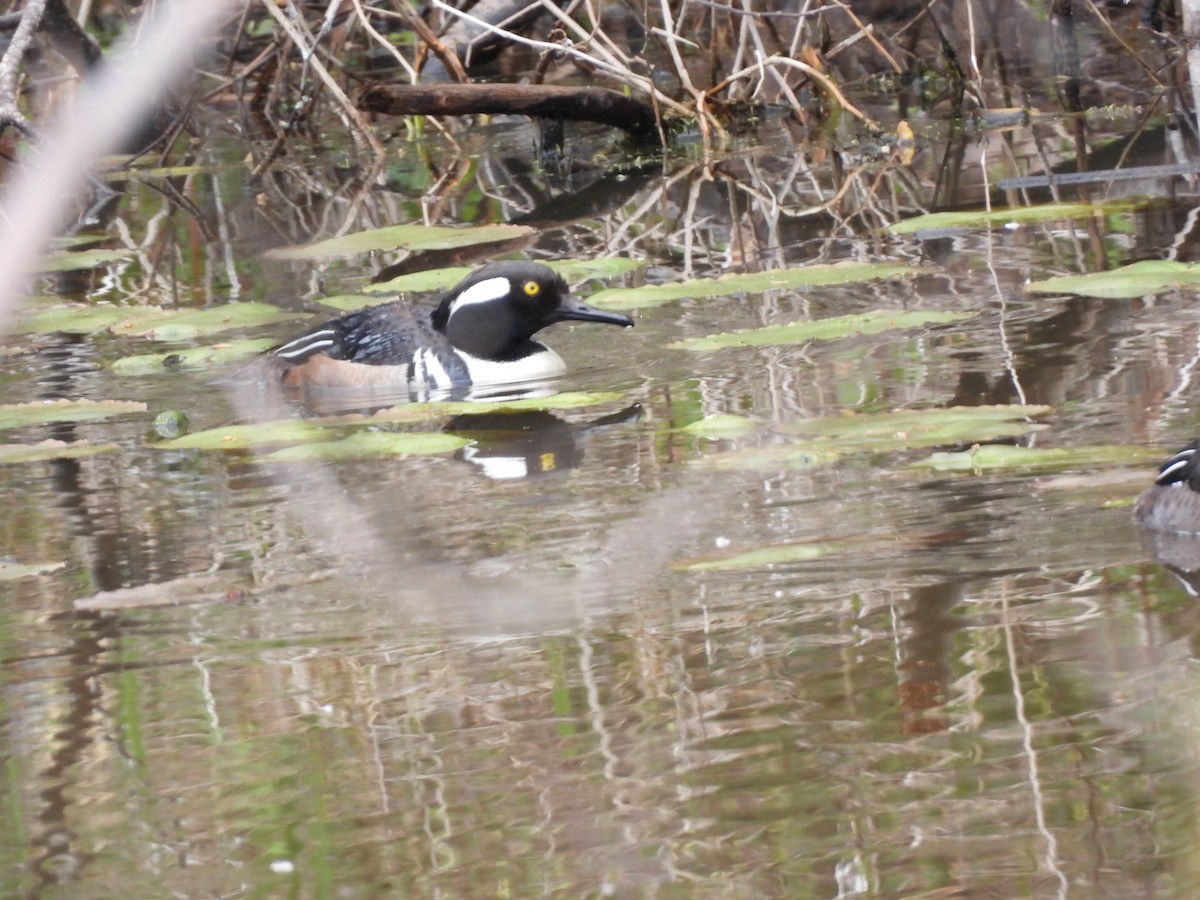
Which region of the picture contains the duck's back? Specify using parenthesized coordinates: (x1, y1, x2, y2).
(271, 301, 470, 390)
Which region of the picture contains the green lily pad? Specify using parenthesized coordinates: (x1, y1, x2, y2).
(885, 201, 1130, 235)
(108, 303, 303, 341)
(154, 420, 329, 451)
(0, 440, 121, 464)
(678, 414, 758, 438)
(669, 310, 971, 352)
(674, 540, 842, 572)
(0, 399, 147, 431)
(778, 405, 1053, 450)
(555, 258, 645, 282)
(19, 303, 140, 335)
(691, 444, 841, 471)
(0, 559, 66, 580)
(37, 248, 134, 272)
(332, 392, 626, 425)
(111, 339, 275, 374)
(365, 258, 646, 296)
(21, 302, 302, 339)
(263, 430, 468, 461)
(263, 223, 535, 261)
(1027, 260, 1200, 299)
(588, 262, 924, 311)
(911, 443, 1160, 473)
(363, 268, 473, 295)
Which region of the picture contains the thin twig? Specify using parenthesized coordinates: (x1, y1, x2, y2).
(1079, 0, 1165, 87)
(261, 0, 386, 158)
(350, 0, 419, 83)
(0, 0, 48, 140)
(716, 53, 881, 130)
(827, 1, 903, 74)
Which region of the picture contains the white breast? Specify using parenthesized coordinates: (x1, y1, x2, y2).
(458, 345, 567, 387)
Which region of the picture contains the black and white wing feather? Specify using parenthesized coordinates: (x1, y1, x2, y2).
(270, 302, 470, 385)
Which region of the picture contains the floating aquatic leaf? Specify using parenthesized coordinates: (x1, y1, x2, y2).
(0, 559, 66, 580)
(444, 391, 625, 413)
(669, 310, 971, 351)
(588, 262, 924, 311)
(37, 248, 134, 272)
(778, 404, 1052, 450)
(365, 258, 646, 296)
(0, 440, 121, 464)
(364, 268, 473, 295)
(1027, 260, 1200, 299)
(21, 302, 302, 338)
(885, 201, 1131, 235)
(674, 541, 843, 572)
(0, 399, 147, 431)
(263, 430, 468, 461)
(263, 223, 535, 261)
(555, 258, 645, 282)
(111, 339, 275, 374)
(912, 443, 1159, 473)
(74, 574, 224, 610)
(19, 303, 141, 335)
(1032, 469, 1146, 493)
(109, 303, 303, 340)
(154, 420, 329, 451)
(691, 444, 841, 471)
(678, 414, 758, 438)
(336, 392, 627, 425)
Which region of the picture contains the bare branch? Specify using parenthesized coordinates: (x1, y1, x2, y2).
(0, 0, 49, 140)
(260, 0, 386, 158)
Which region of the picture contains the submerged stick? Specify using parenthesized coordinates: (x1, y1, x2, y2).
(997, 162, 1200, 190)
(358, 82, 660, 140)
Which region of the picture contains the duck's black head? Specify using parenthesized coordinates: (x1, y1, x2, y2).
(1153, 440, 1200, 490)
(430, 261, 633, 361)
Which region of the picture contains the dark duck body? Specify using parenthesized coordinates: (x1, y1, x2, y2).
(1135, 440, 1200, 534)
(266, 261, 633, 393)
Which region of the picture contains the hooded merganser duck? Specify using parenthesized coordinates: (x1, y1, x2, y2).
(1135, 439, 1200, 534)
(266, 261, 633, 393)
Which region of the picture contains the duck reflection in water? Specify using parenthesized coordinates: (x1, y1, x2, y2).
(445, 405, 642, 480)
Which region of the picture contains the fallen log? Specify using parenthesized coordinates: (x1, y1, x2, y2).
(358, 82, 660, 141)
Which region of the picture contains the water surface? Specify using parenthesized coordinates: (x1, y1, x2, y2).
(4, 57, 1200, 900)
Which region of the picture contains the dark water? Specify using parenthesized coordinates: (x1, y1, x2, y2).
(6, 50, 1200, 900)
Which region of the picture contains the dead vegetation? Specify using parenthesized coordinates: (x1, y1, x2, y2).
(0, 1, 1193, 322)
(0, 1, 1185, 167)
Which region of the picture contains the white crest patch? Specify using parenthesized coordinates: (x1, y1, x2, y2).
(1162, 458, 1192, 481)
(447, 276, 512, 319)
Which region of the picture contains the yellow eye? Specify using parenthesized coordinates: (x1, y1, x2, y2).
(523, 280, 541, 297)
